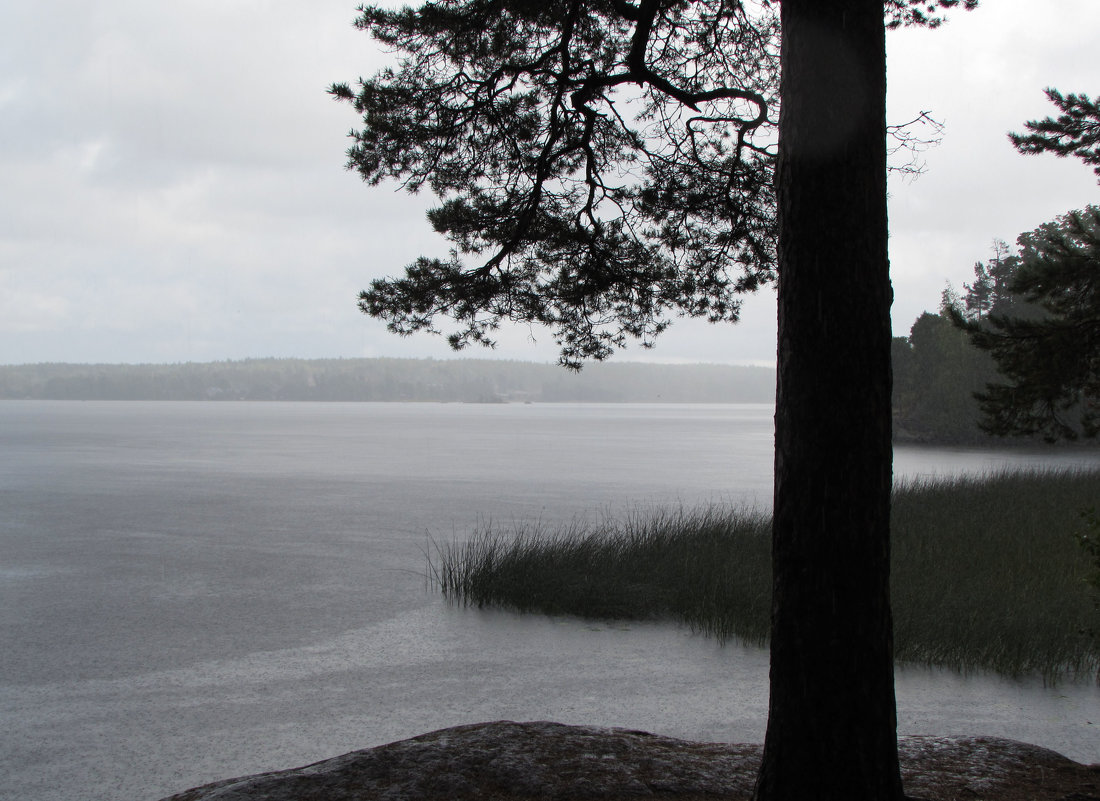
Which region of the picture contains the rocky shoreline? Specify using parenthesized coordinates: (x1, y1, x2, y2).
(159, 720, 1098, 801)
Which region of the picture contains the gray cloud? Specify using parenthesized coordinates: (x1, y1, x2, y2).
(1, 0, 1097, 366)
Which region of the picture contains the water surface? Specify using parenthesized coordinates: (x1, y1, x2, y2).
(2, 401, 1097, 800)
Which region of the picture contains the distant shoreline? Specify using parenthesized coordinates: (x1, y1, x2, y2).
(0, 357, 777, 404)
(3, 357, 1090, 449)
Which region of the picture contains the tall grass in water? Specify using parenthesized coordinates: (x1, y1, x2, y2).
(434, 506, 772, 645)
(890, 469, 1099, 678)
(432, 468, 1100, 680)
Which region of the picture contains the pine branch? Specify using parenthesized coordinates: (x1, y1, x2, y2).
(1009, 88, 1100, 182)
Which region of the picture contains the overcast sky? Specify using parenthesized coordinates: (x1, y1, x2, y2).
(2, 1, 1097, 367)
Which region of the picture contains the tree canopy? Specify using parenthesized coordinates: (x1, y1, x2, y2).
(893, 307, 998, 442)
(334, 2, 978, 799)
(332, 0, 974, 368)
(332, 0, 779, 367)
(962, 239, 1019, 321)
(946, 87, 1100, 441)
(959, 206, 1100, 441)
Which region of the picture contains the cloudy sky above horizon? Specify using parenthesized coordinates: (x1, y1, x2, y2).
(2, 1, 1098, 368)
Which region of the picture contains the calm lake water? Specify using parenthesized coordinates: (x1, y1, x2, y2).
(1, 401, 1098, 800)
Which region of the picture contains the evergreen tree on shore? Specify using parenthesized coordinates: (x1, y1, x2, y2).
(959, 206, 1100, 440)
(332, 2, 977, 798)
(948, 89, 1100, 441)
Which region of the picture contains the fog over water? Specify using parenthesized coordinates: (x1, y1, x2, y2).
(2, 401, 1098, 800)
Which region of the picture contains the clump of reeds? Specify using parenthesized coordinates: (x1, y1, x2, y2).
(432, 506, 772, 645)
(889, 468, 1099, 679)
(430, 468, 1100, 680)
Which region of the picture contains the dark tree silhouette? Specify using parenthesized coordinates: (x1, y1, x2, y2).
(947, 89, 1100, 441)
(332, 2, 977, 798)
(334, 0, 782, 369)
(1010, 88, 1100, 182)
(963, 240, 1020, 321)
(958, 206, 1100, 441)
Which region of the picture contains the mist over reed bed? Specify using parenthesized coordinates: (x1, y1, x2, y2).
(431, 468, 1100, 680)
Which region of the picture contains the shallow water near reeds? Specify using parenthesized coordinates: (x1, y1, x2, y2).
(2, 401, 1098, 801)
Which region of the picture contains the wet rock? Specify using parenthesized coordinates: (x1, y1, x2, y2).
(158, 720, 1099, 801)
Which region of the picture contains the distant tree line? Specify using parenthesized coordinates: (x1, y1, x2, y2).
(5, 201, 1094, 445)
(893, 204, 1099, 444)
(892, 249, 1013, 443)
(0, 358, 776, 404)
(5, 205, 1095, 447)
(4, 187, 1095, 444)
(893, 88, 1100, 444)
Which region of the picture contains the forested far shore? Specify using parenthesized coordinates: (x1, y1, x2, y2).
(1, 352, 1086, 447)
(0, 357, 776, 404)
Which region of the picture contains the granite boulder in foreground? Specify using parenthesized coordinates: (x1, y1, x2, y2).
(159, 720, 1099, 801)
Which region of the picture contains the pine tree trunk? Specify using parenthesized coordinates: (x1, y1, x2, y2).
(753, 1, 903, 799)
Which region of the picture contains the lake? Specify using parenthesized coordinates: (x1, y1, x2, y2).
(1, 401, 1098, 800)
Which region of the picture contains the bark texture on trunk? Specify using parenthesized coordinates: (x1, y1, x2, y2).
(753, 1, 902, 799)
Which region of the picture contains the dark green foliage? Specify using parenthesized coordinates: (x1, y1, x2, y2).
(332, 0, 780, 368)
(1010, 88, 1100, 183)
(885, 0, 978, 28)
(959, 207, 1100, 441)
(433, 469, 1100, 680)
(892, 311, 997, 442)
(332, 0, 976, 368)
(970, 89, 1100, 439)
(962, 240, 1021, 321)
(891, 254, 1021, 444)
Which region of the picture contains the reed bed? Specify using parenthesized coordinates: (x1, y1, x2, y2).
(889, 469, 1099, 678)
(431, 468, 1100, 680)
(433, 506, 773, 644)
